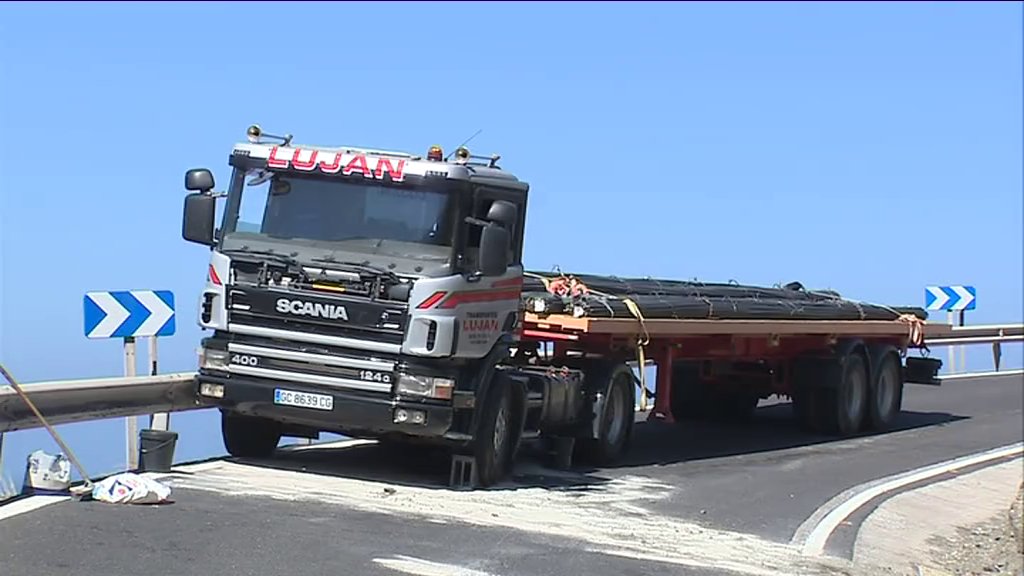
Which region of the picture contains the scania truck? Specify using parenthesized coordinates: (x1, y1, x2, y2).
(182, 125, 944, 487)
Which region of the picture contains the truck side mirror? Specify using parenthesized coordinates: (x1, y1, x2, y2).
(185, 168, 215, 193)
(183, 193, 216, 246)
(486, 200, 517, 228)
(479, 223, 509, 277)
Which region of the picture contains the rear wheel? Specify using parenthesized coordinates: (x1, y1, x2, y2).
(867, 352, 903, 431)
(816, 352, 869, 436)
(578, 363, 636, 465)
(222, 412, 282, 458)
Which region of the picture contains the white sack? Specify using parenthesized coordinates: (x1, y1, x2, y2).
(91, 472, 172, 504)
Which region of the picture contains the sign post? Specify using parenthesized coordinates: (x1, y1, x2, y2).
(84, 290, 175, 470)
(925, 285, 976, 374)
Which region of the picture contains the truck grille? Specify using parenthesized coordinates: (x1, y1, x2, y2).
(227, 286, 407, 346)
(225, 339, 397, 395)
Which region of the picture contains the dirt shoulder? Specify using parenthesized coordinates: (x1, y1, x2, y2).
(927, 480, 1023, 576)
(852, 458, 1023, 576)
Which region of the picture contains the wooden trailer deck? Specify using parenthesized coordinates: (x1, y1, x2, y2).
(522, 312, 953, 345)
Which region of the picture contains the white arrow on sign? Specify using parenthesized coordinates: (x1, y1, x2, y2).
(926, 286, 950, 311)
(86, 292, 131, 339)
(950, 285, 975, 310)
(131, 290, 175, 336)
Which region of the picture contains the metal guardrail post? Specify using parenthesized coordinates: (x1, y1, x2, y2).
(148, 336, 170, 431)
(124, 337, 139, 470)
(993, 328, 1003, 371)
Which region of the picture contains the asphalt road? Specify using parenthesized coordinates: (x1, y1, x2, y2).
(1, 372, 1020, 576)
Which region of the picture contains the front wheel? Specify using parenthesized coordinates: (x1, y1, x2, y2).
(222, 412, 282, 458)
(473, 375, 520, 487)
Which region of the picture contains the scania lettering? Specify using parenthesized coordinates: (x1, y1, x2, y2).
(183, 124, 944, 488)
(276, 298, 350, 321)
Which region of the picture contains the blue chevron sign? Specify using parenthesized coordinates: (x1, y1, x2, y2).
(925, 285, 976, 311)
(83, 290, 176, 339)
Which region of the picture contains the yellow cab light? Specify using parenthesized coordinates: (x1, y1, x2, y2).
(427, 145, 443, 161)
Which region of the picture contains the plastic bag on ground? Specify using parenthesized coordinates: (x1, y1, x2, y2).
(22, 450, 71, 494)
(91, 472, 172, 504)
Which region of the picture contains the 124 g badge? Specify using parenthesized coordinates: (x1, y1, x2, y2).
(359, 370, 392, 384)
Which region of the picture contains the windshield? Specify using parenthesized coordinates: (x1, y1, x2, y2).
(221, 169, 459, 261)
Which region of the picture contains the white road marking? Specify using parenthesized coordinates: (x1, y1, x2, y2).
(939, 369, 1024, 381)
(276, 438, 376, 453)
(0, 495, 70, 522)
(794, 441, 1024, 556)
(373, 555, 497, 576)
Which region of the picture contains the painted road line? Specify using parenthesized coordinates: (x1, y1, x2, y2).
(794, 442, 1024, 556)
(373, 555, 497, 576)
(0, 494, 70, 522)
(940, 369, 1024, 381)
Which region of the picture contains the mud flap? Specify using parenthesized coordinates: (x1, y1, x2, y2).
(904, 356, 943, 386)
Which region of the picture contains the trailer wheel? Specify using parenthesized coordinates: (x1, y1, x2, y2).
(222, 412, 282, 458)
(867, 351, 903, 431)
(579, 363, 636, 465)
(817, 352, 869, 436)
(473, 374, 519, 487)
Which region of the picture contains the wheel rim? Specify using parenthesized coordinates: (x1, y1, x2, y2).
(492, 394, 509, 456)
(845, 361, 866, 421)
(604, 374, 628, 445)
(875, 361, 896, 416)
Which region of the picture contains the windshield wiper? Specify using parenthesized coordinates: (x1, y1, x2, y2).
(222, 248, 313, 280)
(310, 255, 398, 280)
(223, 247, 302, 266)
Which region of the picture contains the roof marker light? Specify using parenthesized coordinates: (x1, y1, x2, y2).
(427, 145, 443, 162)
(246, 124, 262, 143)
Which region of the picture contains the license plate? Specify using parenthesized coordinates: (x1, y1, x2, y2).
(273, 388, 333, 411)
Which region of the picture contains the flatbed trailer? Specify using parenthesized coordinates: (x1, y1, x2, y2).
(514, 307, 948, 436)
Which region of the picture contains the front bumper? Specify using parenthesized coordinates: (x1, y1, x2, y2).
(197, 370, 455, 440)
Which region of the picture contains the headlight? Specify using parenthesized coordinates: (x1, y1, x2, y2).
(199, 348, 229, 371)
(396, 374, 454, 400)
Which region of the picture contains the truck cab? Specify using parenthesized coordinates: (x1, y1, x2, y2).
(182, 126, 558, 486)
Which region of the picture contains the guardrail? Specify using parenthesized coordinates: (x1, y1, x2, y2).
(0, 372, 199, 434)
(0, 323, 1021, 435)
(921, 323, 1023, 373)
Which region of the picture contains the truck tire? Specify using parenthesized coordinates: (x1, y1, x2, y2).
(473, 374, 519, 487)
(816, 352, 869, 436)
(222, 412, 282, 458)
(866, 351, 903, 431)
(578, 363, 635, 465)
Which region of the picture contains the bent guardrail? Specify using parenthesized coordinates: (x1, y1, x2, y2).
(0, 372, 199, 434)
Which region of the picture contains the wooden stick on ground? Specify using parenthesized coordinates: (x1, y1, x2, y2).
(0, 363, 94, 494)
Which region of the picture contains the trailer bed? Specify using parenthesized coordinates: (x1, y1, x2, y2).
(523, 313, 952, 340)
(519, 271, 950, 348)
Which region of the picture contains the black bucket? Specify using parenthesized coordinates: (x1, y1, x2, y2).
(139, 429, 178, 473)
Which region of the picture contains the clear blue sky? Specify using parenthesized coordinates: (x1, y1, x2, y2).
(1, 2, 1021, 486)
